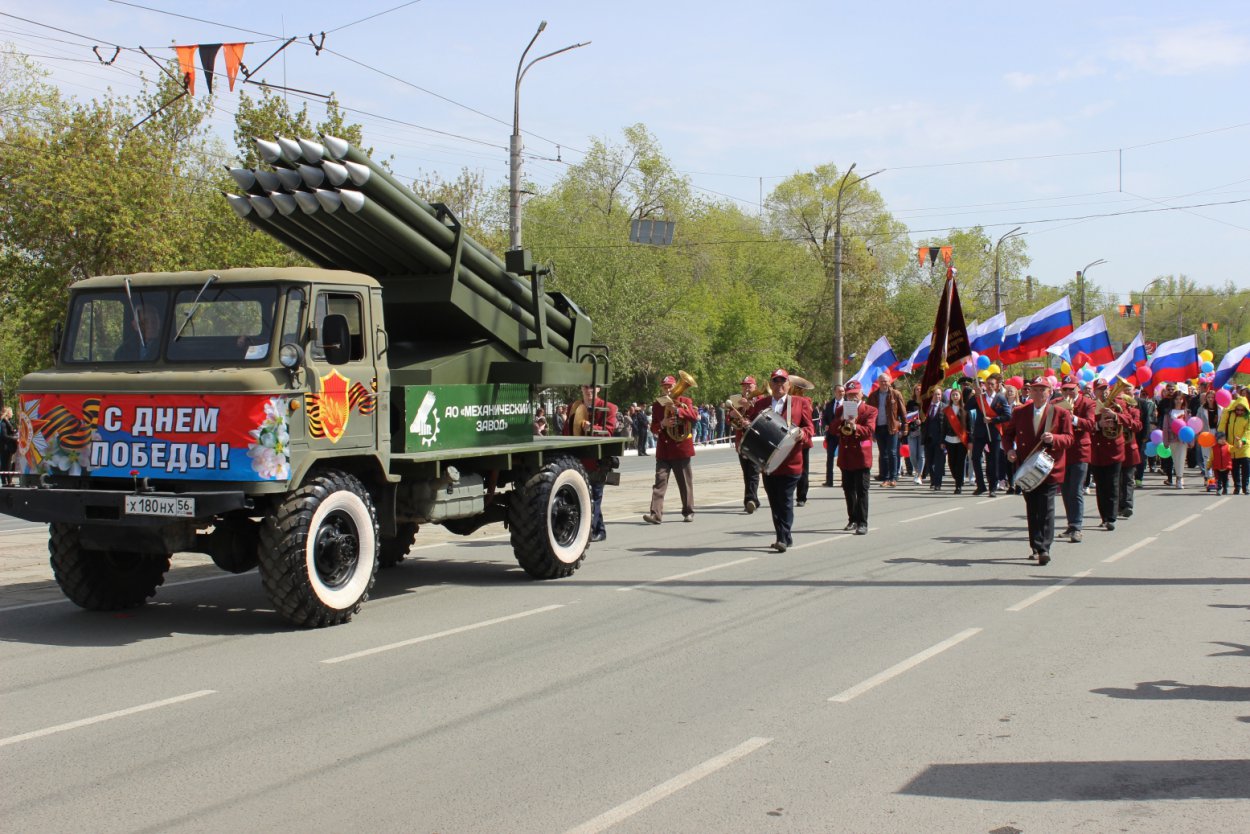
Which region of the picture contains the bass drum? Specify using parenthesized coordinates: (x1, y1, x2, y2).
(740, 410, 803, 475)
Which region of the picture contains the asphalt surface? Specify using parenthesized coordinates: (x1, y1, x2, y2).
(1, 445, 1248, 833)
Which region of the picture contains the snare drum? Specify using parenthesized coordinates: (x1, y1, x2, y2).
(1014, 448, 1054, 492)
(740, 410, 803, 474)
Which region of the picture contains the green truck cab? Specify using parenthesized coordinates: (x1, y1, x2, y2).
(0, 136, 625, 627)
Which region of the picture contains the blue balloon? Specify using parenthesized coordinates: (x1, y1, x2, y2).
(1080, 367, 1096, 382)
(976, 354, 991, 371)
(1144, 441, 1158, 456)
(1200, 361, 1214, 373)
(1178, 426, 1196, 444)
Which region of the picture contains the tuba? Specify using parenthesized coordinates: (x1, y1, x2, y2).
(569, 400, 591, 436)
(658, 370, 698, 442)
(1096, 377, 1132, 438)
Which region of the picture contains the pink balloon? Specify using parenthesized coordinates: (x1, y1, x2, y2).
(1215, 389, 1233, 408)
(1186, 416, 1203, 432)
(963, 361, 976, 378)
(1170, 419, 1185, 436)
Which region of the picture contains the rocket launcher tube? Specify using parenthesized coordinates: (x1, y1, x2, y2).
(253, 169, 284, 193)
(224, 193, 337, 268)
(298, 188, 417, 267)
(270, 191, 399, 274)
(297, 137, 326, 164)
(275, 167, 304, 191)
(255, 138, 286, 167)
(297, 164, 326, 189)
(335, 156, 574, 338)
(276, 136, 304, 165)
(321, 160, 350, 187)
(333, 190, 570, 354)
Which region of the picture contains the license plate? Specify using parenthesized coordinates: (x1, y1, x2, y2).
(124, 495, 196, 518)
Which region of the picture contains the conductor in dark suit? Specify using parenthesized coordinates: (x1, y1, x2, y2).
(834, 380, 877, 535)
(1000, 377, 1074, 565)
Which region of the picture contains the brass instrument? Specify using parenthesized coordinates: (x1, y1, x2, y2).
(788, 375, 815, 392)
(658, 370, 698, 441)
(1096, 377, 1132, 438)
(569, 399, 591, 436)
(725, 382, 767, 427)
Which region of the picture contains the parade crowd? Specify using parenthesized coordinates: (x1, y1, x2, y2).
(559, 367, 1250, 565)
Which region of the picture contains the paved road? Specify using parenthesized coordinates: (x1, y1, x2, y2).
(2, 446, 1247, 832)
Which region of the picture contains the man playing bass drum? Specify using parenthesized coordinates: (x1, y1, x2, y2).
(744, 369, 814, 552)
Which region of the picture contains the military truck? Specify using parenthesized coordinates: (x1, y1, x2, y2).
(0, 135, 625, 627)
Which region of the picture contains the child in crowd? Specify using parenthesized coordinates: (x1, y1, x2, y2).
(1209, 431, 1233, 496)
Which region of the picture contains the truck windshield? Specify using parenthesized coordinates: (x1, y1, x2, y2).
(63, 286, 278, 364)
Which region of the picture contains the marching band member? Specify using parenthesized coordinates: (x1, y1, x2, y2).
(643, 374, 699, 524)
(730, 375, 763, 514)
(1117, 386, 1143, 519)
(834, 380, 877, 535)
(744, 369, 814, 552)
(1087, 378, 1133, 531)
(1058, 376, 1096, 544)
(563, 384, 618, 542)
(1001, 377, 1074, 566)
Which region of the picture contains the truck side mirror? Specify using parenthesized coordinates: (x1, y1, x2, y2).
(321, 314, 351, 366)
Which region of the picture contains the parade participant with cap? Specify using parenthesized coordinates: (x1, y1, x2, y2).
(731, 375, 763, 514)
(1058, 375, 1096, 543)
(643, 374, 700, 524)
(1116, 385, 1142, 518)
(563, 384, 618, 542)
(1088, 378, 1134, 531)
(834, 380, 877, 535)
(1001, 377, 1074, 565)
(744, 369, 814, 552)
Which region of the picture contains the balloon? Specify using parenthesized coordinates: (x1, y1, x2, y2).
(1135, 366, 1152, 384)
(1200, 361, 1214, 373)
(1187, 416, 1203, 432)
(1008, 376, 1024, 389)
(1170, 419, 1185, 436)
(1215, 389, 1233, 407)
(900, 443, 910, 458)
(1150, 429, 1163, 444)
(1198, 431, 1215, 448)
(977, 369, 990, 380)
(1144, 441, 1158, 456)
(1060, 360, 1072, 375)
(977, 354, 991, 371)
(1178, 426, 1195, 444)
(1081, 368, 1096, 383)
(1199, 349, 1213, 363)
(1046, 375, 1059, 388)
(1156, 445, 1173, 459)
(987, 363, 1001, 375)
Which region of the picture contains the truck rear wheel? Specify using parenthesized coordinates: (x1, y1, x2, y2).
(509, 457, 591, 578)
(258, 470, 379, 627)
(48, 523, 170, 611)
(378, 522, 418, 568)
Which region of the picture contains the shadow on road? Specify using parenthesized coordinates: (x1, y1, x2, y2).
(1090, 679, 1250, 702)
(899, 759, 1250, 801)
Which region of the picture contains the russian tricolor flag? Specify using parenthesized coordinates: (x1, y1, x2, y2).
(1147, 334, 1200, 388)
(969, 312, 1006, 361)
(999, 297, 1074, 365)
(1045, 314, 1115, 367)
(849, 336, 899, 388)
(1098, 332, 1147, 384)
(897, 333, 931, 374)
(1213, 342, 1250, 391)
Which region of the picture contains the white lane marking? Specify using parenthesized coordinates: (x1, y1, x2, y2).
(900, 507, 964, 524)
(789, 536, 838, 552)
(618, 558, 758, 592)
(976, 497, 1003, 505)
(828, 628, 982, 703)
(321, 604, 564, 664)
(0, 690, 215, 748)
(1006, 570, 1093, 612)
(564, 736, 772, 834)
(1102, 536, 1157, 564)
(1205, 496, 1232, 511)
(1161, 513, 1201, 532)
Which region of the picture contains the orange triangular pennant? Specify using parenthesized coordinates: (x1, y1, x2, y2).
(174, 45, 197, 95)
(940, 246, 953, 264)
(917, 247, 926, 266)
(223, 43, 246, 91)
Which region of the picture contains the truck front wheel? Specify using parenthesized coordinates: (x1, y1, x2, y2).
(509, 457, 591, 578)
(258, 470, 379, 627)
(48, 524, 170, 610)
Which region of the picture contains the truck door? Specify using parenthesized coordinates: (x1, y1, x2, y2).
(306, 289, 378, 450)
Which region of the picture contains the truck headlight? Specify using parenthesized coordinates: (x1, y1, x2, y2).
(279, 343, 303, 369)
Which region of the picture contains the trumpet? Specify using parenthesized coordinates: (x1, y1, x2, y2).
(659, 370, 698, 442)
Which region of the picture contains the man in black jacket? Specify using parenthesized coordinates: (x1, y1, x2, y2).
(821, 383, 844, 486)
(969, 373, 1012, 496)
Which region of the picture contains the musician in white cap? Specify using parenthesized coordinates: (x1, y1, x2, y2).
(744, 369, 814, 552)
(1001, 377, 1074, 566)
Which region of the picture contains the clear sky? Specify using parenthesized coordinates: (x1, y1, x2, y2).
(5, 1, 1249, 298)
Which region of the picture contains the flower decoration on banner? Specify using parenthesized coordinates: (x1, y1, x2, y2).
(247, 396, 291, 480)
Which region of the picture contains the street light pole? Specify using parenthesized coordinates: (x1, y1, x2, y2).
(833, 163, 882, 385)
(509, 22, 589, 251)
(1138, 276, 1164, 345)
(993, 226, 1024, 315)
(1076, 258, 1107, 323)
